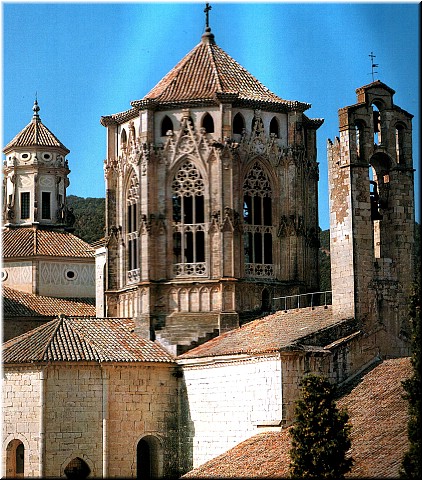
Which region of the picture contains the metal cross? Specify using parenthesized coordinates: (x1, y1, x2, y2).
(369, 52, 379, 82)
(204, 3, 212, 29)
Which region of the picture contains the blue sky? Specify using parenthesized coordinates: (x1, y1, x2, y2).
(2, 1, 420, 230)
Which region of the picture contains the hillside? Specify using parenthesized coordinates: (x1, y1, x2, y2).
(66, 195, 105, 244)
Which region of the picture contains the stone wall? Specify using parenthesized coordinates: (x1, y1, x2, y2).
(2, 367, 43, 477)
(2, 362, 180, 478)
(179, 355, 283, 468)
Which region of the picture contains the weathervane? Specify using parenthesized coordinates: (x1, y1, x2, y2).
(369, 52, 379, 82)
(204, 3, 212, 29)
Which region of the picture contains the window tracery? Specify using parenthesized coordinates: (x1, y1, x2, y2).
(243, 162, 274, 278)
(126, 173, 140, 283)
(172, 160, 206, 277)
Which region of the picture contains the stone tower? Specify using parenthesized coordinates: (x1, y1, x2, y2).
(2, 100, 75, 230)
(100, 19, 323, 354)
(328, 80, 415, 357)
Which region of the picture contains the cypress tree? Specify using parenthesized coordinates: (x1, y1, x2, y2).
(288, 374, 353, 479)
(400, 282, 421, 478)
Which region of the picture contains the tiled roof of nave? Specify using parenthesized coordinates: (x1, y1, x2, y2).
(177, 305, 355, 359)
(2, 286, 96, 317)
(2, 228, 95, 258)
(2, 316, 175, 364)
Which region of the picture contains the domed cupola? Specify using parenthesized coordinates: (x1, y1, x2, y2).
(2, 100, 74, 229)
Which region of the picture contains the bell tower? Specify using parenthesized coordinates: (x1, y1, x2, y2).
(328, 81, 415, 357)
(2, 100, 74, 230)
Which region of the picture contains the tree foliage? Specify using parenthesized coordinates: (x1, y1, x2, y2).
(289, 374, 353, 479)
(400, 281, 421, 478)
(66, 195, 105, 244)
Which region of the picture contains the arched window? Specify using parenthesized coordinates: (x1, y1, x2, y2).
(127, 173, 140, 283)
(372, 104, 381, 145)
(121, 128, 127, 150)
(172, 160, 206, 278)
(161, 115, 173, 136)
(243, 162, 274, 278)
(233, 112, 245, 135)
(262, 288, 271, 312)
(137, 436, 162, 479)
(355, 120, 365, 159)
(395, 124, 405, 163)
(6, 439, 24, 477)
(201, 113, 214, 133)
(269, 117, 279, 137)
(64, 457, 91, 479)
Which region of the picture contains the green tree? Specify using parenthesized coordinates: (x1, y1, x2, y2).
(288, 374, 353, 479)
(400, 282, 421, 478)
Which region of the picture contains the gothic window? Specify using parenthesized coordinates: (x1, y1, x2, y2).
(121, 128, 127, 150)
(233, 112, 245, 135)
(41, 192, 51, 219)
(395, 124, 405, 163)
(20, 192, 30, 219)
(201, 113, 214, 133)
(161, 115, 173, 136)
(126, 174, 140, 283)
(270, 116, 279, 137)
(243, 162, 274, 278)
(172, 160, 206, 277)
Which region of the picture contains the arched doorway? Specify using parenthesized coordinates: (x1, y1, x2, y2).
(261, 288, 271, 312)
(64, 457, 91, 479)
(136, 435, 162, 479)
(6, 439, 24, 478)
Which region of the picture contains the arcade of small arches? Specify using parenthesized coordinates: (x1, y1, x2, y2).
(119, 110, 283, 149)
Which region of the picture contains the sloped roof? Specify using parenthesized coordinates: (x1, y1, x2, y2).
(2, 227, 95, 259)
(177, 306, 354, 359)
(102, 29, 311, 125)
(2, 286, 95, 317)
(139, 31, 307, 110)
(3, 101, 70, 154)
(2, 316, 175, 364)
(182, 357, 412, 478)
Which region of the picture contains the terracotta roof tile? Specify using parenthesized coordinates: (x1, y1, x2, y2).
(182, 357, 412, 478)
(2, 286, 96, 317)
(3, 115, 69, 153)
(139, 38, 309, 110)
(2, 227, 95, 258)
(177, 306, 353, 359)
(2, 316, 175, 364)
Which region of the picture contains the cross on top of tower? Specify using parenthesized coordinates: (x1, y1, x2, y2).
(204, 3, 212, 29)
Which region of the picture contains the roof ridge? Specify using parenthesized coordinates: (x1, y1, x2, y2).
(40, 315, 66, 360)
(207, 42, 223, 93)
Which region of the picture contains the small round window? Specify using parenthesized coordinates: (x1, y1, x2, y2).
(42, 152, 52, 161)
(1, 269, 8, 282)
(64, 269, 77, 281)
(20, 152, 30, 160)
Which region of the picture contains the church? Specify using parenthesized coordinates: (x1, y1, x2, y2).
(2, 5, 416, 479)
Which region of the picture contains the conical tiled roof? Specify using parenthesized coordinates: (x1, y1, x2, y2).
(2, 316, 175, 363)
(102, 28, 310, 125)
(3, 100, 70, 153)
